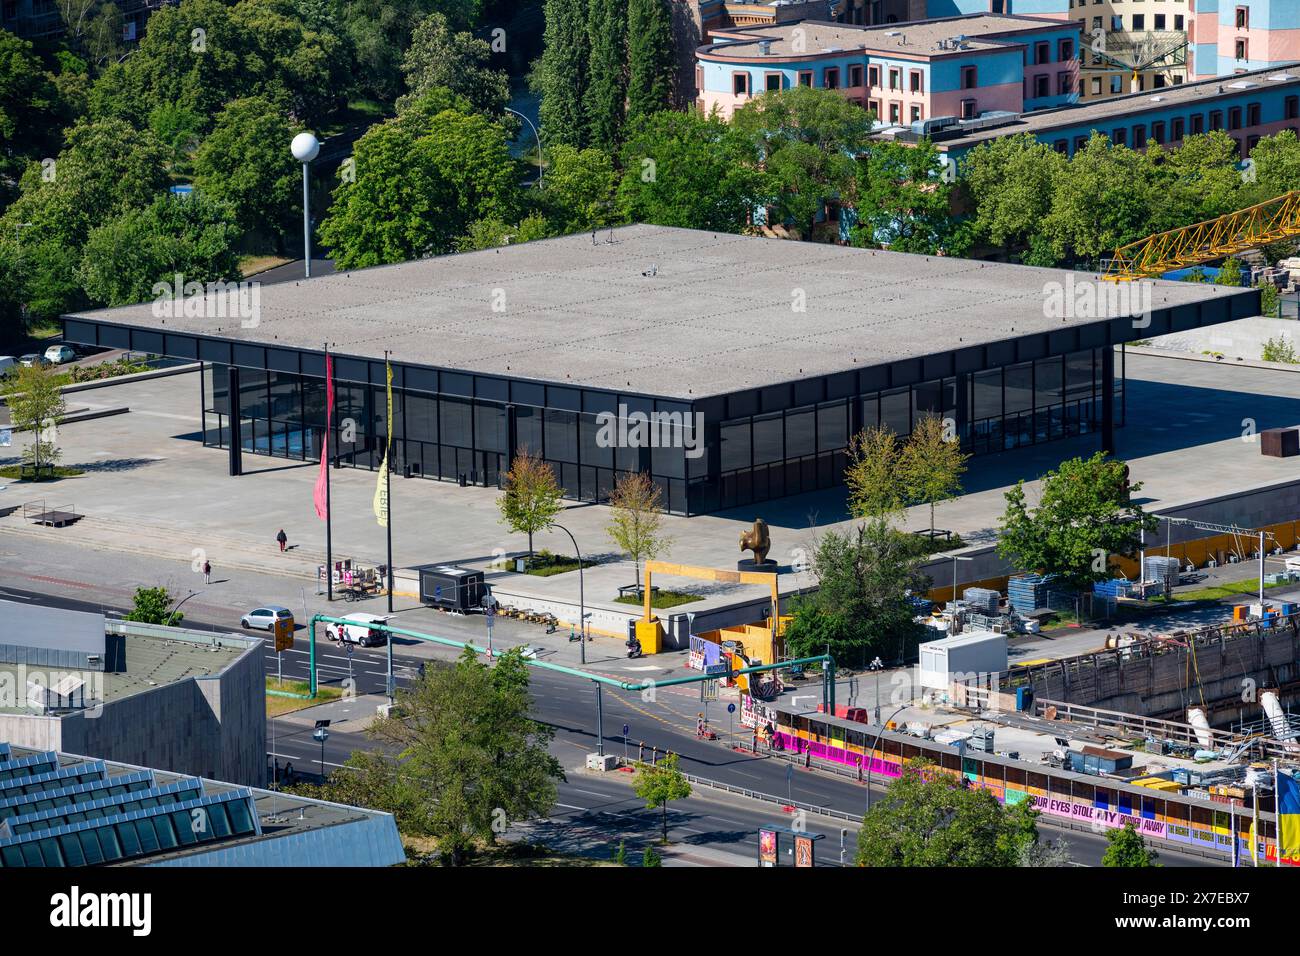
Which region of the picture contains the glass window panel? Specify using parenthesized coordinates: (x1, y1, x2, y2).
(58, 834, 86, 866)
(207, 802, 232, 838)
(580, 413, 612, 469)
(651, 442, 686, 479)
(786, 406, 815, 458)
(97, 825, 124, 861)
(544, 409, 578, 463)
(153, 814, 179, 850)
(516, 405, 543, 457)
(860, 396, 879, 432)
(77, 829, 105, 864)
(912, 380, 943, 421)
(1004, 362, 1034, 414)
(172, 810, 199, 845)
(117, 822, 142, 857)
(880, 388, 910, 435)
(971, 368, 1001, 420)
(475, 402, 506, 454)
(228, 798, 256, 835)
(405, 394, 437, 444)
(817, 401, 847, 451)
(441, 397, 473, 448)
(721, 419, 751, 472)
(752, 412, 783, 465)
(1036, 356, 1063, 407)
(20, 842, 43, 865)
(1066, 350, 1094, 399)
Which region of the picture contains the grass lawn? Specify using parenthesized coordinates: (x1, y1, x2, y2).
(1160, 576, 1287, 602)
(614, 589, 703, 610)
(240, 254, 292, 277)
(0, 464, 85, 480)
(265, 679, 343, 717)
(491, 552, 594, 577)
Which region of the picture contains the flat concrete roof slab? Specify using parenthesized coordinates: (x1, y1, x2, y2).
(66, 225, 1253, 400)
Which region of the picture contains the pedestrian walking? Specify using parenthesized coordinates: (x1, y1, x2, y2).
(202, 559, 211, 584)
(276, 528, 288, 552)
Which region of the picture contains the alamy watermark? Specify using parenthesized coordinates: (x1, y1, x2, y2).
(151, 274, 261, 328)
(594, 404, 705, 459)
(1043, 275, 1154, 328)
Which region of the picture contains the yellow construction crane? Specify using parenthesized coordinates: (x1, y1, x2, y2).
(1103, 190, 1300, 281)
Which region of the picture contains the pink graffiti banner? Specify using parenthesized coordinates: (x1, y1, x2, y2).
(1031, 795, 1168, 838)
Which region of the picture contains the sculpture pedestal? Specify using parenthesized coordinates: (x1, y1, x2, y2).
(737, 558, 779, 572)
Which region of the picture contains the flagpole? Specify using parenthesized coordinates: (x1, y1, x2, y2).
(1275, 758, 1282, 867)
(1253, 780, 1261, 866)
(385, 351, 394, 614)
(325, 343, 334, 603)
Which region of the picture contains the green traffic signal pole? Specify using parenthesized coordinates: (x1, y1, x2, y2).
(307, 614, 836, 734)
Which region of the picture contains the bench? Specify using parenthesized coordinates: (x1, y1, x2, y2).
(19, 462, 55, 481)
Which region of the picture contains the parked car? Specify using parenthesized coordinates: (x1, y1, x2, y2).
(43, 344, 76, 364)
(240, 606, 294, 631)
(325, 612, 390, 647)
(0, 356, 16, 375)
(18, 353, 47, 367)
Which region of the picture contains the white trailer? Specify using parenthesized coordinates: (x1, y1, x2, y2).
(918, 631, 1008, 692)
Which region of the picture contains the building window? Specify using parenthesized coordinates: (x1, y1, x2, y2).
(1154, 74, 1166, 89)
(1091, 77, 1101, 95)
(961, 98, 977, 119)
(696, 66, 703, 91)
(1133, 14, 1144, 30)
(889, 102, 900, 123)
(798, 70, 813, 87)
(1154, 14, 1166, 30)
(910, 105, 921, 122)
(961, 65, 977, 90)
(1287, 96, 1299, 120)
(868, 65, 879, 87)
(1209, 109, 1223, 130)
(1053, 138, 1068, 153)
(1059, 39, 1073, 62)
(1074, 135, 1088, 152)
(732, 72, 749, 96)
(1058, 72, 1073, 96)
(1235, 39, 1248, 61)
(1035, 74, 1049, 98)
(1248, 102, 1261, 126)
(1151, 120, 1166, 144)
(1112, 127, 1126, 146)
(1228, 106, 1242, 130)
(870, 99, 882, 118)
(909, 70, 923, 93)
(1247, 134, 1261, 154)
(766, 72, 782, 92)
(824, 67, 840, 90)
(1110, 75, 1123, 94)
(1190, 112, 1204, 134)
(889, 68, 901, 90)
(1172, 117, 1185, 140)
(849, 64, 863, 87)
(1236, 6, 1249, 29)
(1111, 15, 1122, 31)
(1133, 124, 1146, 146)
(1036, 41, 1050, 65)
(1175, 15, 1184, 30)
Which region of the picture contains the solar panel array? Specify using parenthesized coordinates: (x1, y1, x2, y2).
(0, 749, 261, 866)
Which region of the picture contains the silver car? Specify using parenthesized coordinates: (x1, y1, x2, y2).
(240, 605, 294, 631)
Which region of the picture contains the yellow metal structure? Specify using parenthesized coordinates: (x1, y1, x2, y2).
(1103, 190, 1300, 281)
(641, 560, 780, 657)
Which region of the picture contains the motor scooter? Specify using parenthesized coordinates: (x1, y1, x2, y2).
(625, 637, 643, 659)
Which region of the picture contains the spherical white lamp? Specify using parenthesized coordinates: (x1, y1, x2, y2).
(291, 132, 321, 164)
(291, 133, 321, 277)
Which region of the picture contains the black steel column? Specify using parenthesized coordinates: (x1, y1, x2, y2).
(506, 404, 518, 459)
(227, 365, 243, 477)
(954, 372, 969, 450)
(1101, 347, 1115, 455)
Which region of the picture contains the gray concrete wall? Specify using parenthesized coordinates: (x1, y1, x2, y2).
(1149, 317, 1299, 362)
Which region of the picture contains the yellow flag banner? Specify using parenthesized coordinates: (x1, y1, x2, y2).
(372, 361, 393, 527)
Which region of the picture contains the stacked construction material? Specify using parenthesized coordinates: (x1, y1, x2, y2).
(962, 587, 1001, 615)
(1143, 556, 1181, 594)
(1007, 573, 1068, 613)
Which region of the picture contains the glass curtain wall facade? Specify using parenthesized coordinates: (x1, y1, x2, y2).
(201, 347, 1122, 517)
(701, 348, 1123, 513)
(201, 364, 694, 515)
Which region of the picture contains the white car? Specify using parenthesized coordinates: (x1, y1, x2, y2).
(240, 605, 294, 631)
(43, 344, 76, 365)
(325, 612, 390, 647)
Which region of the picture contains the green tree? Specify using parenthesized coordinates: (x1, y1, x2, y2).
(899, 414, 969, 540)
(77, 194, 242, 307)
(536, 0, 589, 147)
(318, 95, 520, 268)
(1041, 132, 1159, 265)
(1245, 128, 1300, 201)
(844, 425, 904, 521)
(1258, 280, 1281, 318)
(959, 133, 1065, 261)
(368, 648, 565, 864)
(1, 363, 67, 473)
(783, 519, 930, 667)
(1261, 335, 1297, 363)
(399, 11, 509, 117)
(457, 211, 553, 251)
(1144, 130, 1244, 232)
(857, 759, 1037, 866)
(854, 139, 964, 254)
(192, 96, 300, 239)
(634, 753, 691, 844)
(1102, 821, 1159, 867)
(606, 470, 672, 598)
(625, 0, 673, 121)
(0, 30, 64, 205)
(585, 0, 627, 150)
(148, 102, 206, 170)
(539, 144, 619, 233)
(612, 840, 627, 865)
(732, 85, 873, 239)
(124, 586, 183, 626)
(642, 845, 662, 866)
(1215, 256, 1245, 286)
(337, 0, 477, 102)
(497, 447, 563, 558)
(996, 451, 1158, 592)
(618, 109, 772, 232)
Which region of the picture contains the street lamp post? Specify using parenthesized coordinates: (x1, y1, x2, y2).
(866, 705, 908, 813)
(868, 656, 883, 724)
(552, 523, 586, 664)
(312, 722, 330, 782)
(951, 554, 973, 603)
(291, 133, 321, 278)
(503, 107, 542, 188)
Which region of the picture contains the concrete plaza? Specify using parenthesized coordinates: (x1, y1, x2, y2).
(3, 348, 1300, 629)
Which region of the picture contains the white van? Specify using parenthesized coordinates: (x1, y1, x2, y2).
(325, 612, 390, 647)
(0, 356, 16, 375)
